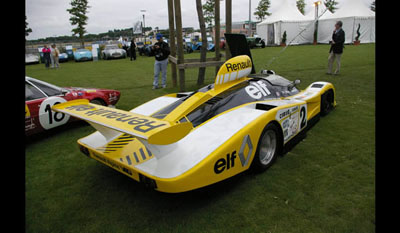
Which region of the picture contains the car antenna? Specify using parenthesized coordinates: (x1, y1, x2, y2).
(263, 8, 329, 69)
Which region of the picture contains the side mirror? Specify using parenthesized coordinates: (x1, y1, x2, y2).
(288, 79, 301, 91)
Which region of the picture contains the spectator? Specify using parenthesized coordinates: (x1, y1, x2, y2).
(327, 21, 345, 75)
(130, 37, 136, 61)
(150, 33, 170, 89)
(51, 44, 60, 69)
(42, 45, 51, 69)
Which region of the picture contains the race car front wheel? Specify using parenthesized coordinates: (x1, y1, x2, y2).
(321, 89, 334, 116)
(251, 123, 282, 173)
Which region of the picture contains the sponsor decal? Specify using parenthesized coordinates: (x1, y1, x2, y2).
(245, 80, 271, 99)
(225, 59, 251, 72)
(64, 104, 166, 133)
(91, 151, 132, 176)
(214, 135, 253, 174)
(276, 105, 307, 142)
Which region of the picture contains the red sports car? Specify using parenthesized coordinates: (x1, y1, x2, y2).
(25, 76, 121, 136)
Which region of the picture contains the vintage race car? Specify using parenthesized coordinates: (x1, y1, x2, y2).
(53, 54, 336, 193)
(101, 44, 127, 60)
(73, 49, 93, 62)
(25, 76, 121, 136)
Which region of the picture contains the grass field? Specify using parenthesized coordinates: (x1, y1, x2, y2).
(26, 44, 375, 233)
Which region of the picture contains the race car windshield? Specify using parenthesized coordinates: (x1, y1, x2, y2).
(181, 80, 278, 127)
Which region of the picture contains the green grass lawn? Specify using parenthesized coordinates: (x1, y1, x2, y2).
(26, 44, 375, 233)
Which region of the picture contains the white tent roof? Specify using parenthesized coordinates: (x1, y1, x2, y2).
(258, 0, 310, 25)
(322, 0, 375, 19)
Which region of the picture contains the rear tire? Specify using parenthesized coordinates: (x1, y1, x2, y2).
(251, 123, 282, 173)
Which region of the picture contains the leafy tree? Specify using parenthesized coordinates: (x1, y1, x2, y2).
(202, 0, 215, 31)
(25, 16, 32, 37)
(324, 0, 338, 13)
(254, 0, 271, 21)
(296, 0, 306, 15)
(67, 0, 90, 48)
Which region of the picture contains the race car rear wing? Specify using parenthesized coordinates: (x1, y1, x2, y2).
(52, 99, 192, 145)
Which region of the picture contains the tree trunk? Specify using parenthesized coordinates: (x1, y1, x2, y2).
(196, 0, 207, 86)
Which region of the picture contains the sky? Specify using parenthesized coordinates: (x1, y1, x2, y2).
(25, 0, 374, 40)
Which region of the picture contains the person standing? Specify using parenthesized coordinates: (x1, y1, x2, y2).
(42, 45, 51, 69)
(151, 33, 170, 89)
(327, 21, 345, 75)
(130, 37, 136, 61)
(51, 44, 60, 69)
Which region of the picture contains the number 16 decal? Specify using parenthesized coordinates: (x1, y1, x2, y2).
(39, 97, 70, 130)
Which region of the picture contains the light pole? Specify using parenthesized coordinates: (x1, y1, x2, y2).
(248, 0, 251, 36)
(141, 9, 146, 43)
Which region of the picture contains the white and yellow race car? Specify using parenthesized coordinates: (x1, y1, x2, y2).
(53, 55, 336, 193)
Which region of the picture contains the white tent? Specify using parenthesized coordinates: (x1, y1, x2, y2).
(256, 0, 314, 45)
(317, 0, 375, 44)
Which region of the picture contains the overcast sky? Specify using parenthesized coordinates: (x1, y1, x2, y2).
(26, 0, 373, 40)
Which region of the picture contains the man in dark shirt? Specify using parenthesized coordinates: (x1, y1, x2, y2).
(327, 21, 345, 75)
(151, 33, 170, 89)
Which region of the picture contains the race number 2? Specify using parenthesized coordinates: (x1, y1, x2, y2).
(39, 97, 70, 130)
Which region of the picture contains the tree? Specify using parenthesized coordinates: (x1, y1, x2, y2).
(67, 0, 90, 48)
(196, 0, 208, 86)
(25, 16, 32, 37)
(296, 0, 306, 15)
(254, 0, 271, 21)
(370, 1, 375, 12)
(203, 0, 215, 32)
(324, 0, 338, 13)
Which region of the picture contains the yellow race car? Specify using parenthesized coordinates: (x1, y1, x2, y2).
(53, 54, 336, 193)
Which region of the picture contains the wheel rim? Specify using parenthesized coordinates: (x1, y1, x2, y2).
(259, 129, 277, 165)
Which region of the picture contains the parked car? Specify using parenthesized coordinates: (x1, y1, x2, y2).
(101, 44, 127, 60)
(246, 36, 266, 48)
(73, 49, 93, 62)
(58, 53, 69, 62)
(25, 76, 121, 136)
(25, 54, 40, 64)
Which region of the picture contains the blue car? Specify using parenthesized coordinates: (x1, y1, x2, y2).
(59, 53, 69, 62)
(73, 49, 93, 62)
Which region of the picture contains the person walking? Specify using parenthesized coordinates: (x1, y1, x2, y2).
(51, 44, 60, 69)
(130, 37, 136, 61)
(327, 21, 345, 75)
(151, 33, 170, 89)
(42, 45, 51, 69)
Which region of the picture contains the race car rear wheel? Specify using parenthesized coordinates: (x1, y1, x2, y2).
(251, 123, 282, 173)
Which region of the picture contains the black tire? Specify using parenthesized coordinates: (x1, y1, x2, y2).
(320, 89, 334, 116)
(90, 98, 107, 106)
(251, 123, 282, 173)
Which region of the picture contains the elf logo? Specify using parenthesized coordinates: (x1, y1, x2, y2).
(245, 80, 271, 99)
(214, 135, 253, 174)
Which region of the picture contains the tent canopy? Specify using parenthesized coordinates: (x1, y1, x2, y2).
(323, 0, 375, 19)
(258, 0, 310, 25)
